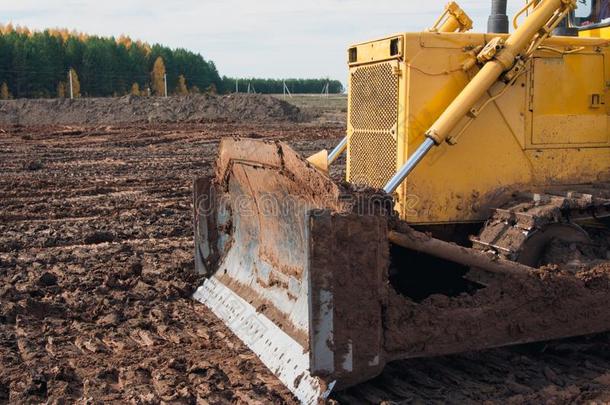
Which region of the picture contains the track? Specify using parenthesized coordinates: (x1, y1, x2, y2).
(473, 189, 610, 267)
(0, 123, 609, 404)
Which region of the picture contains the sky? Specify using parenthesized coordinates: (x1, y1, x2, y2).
(0, 0, 522, 83)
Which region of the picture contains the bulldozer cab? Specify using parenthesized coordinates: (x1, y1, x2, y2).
(572, 0, 610, 34)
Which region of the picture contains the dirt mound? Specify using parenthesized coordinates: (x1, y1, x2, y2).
(0, 94, 307, 125)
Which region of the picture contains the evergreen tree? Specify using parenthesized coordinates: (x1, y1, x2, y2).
(151, 56, 166, 96)
(0, 25, 224, 98)
(0, 24, 341, 98)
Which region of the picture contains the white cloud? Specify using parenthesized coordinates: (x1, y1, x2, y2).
(0, 0, 523, 82)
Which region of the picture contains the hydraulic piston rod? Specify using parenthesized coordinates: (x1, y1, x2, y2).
(383, 139, 435, 193)
(328, 136, 347, 165)
(383, 0, 575, 194)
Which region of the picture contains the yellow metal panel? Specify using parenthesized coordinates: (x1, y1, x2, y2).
(530, 55, 608, 145)
(579, 25, 610, 39)
(492, 74, 528, 149)
(347, 36, 403, 66)
(417, 31, 489, 49)
(346, 32, 610, 224)
(399, 34, 529, 222)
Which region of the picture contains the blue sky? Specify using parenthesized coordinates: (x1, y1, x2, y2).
(0, 0, 522, 82)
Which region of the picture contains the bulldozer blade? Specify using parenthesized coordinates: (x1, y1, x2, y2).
(192, 139, 388, 403)
(193, 138, 610, 403)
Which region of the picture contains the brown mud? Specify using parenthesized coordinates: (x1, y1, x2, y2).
(1, 121, 609, 404)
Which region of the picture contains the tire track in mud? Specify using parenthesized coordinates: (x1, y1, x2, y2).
(0, 122, 608, 404)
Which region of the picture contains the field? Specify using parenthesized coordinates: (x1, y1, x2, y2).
(0, 95, 609, 404)
(270, 94, 347, 126)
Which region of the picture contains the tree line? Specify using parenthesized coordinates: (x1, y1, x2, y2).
(0, 24, 222, 98)
(221, 77, 344, 94)
(0, 24, 344, 99)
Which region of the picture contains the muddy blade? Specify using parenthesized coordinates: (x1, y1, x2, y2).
(192, 139, 610, 403)
(192, 139, 387, 403)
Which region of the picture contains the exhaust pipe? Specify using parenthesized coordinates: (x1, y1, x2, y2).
(488, 0, 509, 33)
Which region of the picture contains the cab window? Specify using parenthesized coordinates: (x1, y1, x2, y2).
(572, 0, 610, 27)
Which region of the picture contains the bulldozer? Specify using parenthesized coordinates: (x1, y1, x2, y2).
(193, 0, 610, 402)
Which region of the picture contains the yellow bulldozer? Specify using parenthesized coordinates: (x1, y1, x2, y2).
(193, 0, 610, 402)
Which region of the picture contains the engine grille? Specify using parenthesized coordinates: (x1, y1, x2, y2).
(348, 62, 399, 188)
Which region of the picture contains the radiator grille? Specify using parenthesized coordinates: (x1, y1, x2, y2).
(348, 62, 399, 188)
(349, 131, 397, 188)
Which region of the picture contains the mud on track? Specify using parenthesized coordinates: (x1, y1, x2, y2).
(0, 122, 609, 404)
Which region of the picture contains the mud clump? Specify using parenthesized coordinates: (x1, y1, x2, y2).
(0, 93, 307, 126)
(83, 231, 115, 245)
(23, 160, 43, 171)
(37, 272, 57, 287)
(0, 383, 8, 401)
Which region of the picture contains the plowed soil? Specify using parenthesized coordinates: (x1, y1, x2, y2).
(1, 120, 609, 404)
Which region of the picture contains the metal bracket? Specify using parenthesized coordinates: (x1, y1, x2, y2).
(477, 37, 505, 64)
(590, 93, 605, 108)
(502, 59, 526, 83)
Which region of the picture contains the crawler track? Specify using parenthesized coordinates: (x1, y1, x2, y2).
(472, 188, 610, 265)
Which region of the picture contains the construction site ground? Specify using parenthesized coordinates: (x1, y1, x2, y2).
(1, 95, 609, 404)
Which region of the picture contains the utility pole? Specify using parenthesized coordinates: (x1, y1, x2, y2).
(235, 79, 239, 93)
(163, 73, 168, 97)
(282, 80, 292, 98)
(68, 70, 74, 100)
(320, 82, 329, 98)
